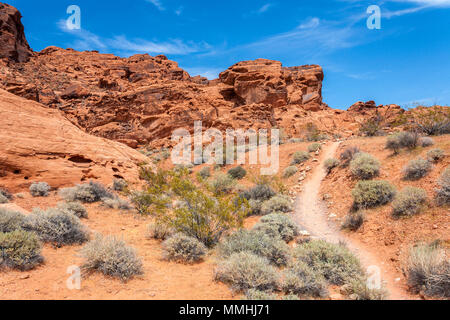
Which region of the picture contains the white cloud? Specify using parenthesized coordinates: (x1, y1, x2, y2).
(145, 0, 165, 11)
(258, 3, 273, 14)
(298, 17, 320, 29)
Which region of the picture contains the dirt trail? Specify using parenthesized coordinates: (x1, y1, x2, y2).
(293, 142, 410, 300)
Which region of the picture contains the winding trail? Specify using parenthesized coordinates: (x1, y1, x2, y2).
(293, 142, 409, 300)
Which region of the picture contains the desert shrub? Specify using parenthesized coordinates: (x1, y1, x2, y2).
(0, 230, 44, 271)
(261, 195, 293, 215)
(0, 188, 13, 200)
(411, 108, 450, 136)
(403, 158, 432, 180)
(352, 180, 396, 209)
(420, 137, 435, 147)
(398, 131, 420, 149)
(324, 158, 340, 174)
(283, 166, 298, 178)
(291, 151, 310, 165)
(174, 163, 194, 174)
(241, 184, 276, 201)
(340, 146, 361, 167)
(113, 179, 127, 191)
(24, 208, 89, 246)
(281, 261, 328, 298)
(218, 229, 291, 267)
(350, 153, 381, 180)
(248, 199, 263, 216)
(209, 173, 235, 195)
(407, 242, 449, 298)
(392, 187, 427, 218)
(359, 114, 384, 137)
(215, 252, 279, 292)
(147, 222, 174, 240)
(0, 193, 8, 204)
(341, 211, 365, 231)
(253, 213, 299, 242)
(29, 182, 50, 197)
(294, 240, 363, 285)
(59, 181, 114, 203)
(244, 289, 278, 300)
(162, 233, 207, 264)
(0, 208, 26, 233)
(435, 167, 450, 206)
(308, 143, 322, 153)
(101, 197, 133, 210)
(80, 235, 143, 281)
(198, 167, 211, 180)
(427, 149, 445, 163)
(228, 166, 247, 180)
(386, 134, 402, 154)
(346, 278, 388, 300)
(57, 202, 88, 219)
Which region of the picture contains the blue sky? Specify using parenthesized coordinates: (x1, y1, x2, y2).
(7, 0, 450, 109)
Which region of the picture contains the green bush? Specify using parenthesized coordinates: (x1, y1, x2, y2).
(215, 252, 279, 292)
(24, 208, 89, 246)
(420, 137, 435, 147)
(340, 146, 361, 167)
(281, 261, 328, 298)
(436, 167, 450, 206)
(101, 197, 133, 210)
(291, 151, 310, 165)
(59, 181, 114, 203)
(218, 229, 291, 266)
(29, 182, 51, 197)
(261, 195, 293, 216)
(283, 166, 298, 178)
(294, 240, 363, 285)
(253, 213, 299, 242)
(80, 235, 143, 281)
(350, 153, 381, 180)
(407, 242, 449, 298)
(198, 167, 211, 180)
(244, 289, 278, 300)
(0, 230, 44, 271)
(241, 184, 276, 201)
(308, 143, 322, 153)
(147, 222, 174, 240)
(324, 158, 340, 174)
(352, 180, 396, 209)
(113, 179, 128, 191)
(228, 166, 247, 180)
(57, 202, 88, 219)
(427, 149, 445, 162)
(162, 233, 207, 264)
(0, 209, 26, 233)
(341, 211, 365, 231)
(392, 187, 427, 218)
(403, 158, 432, 180)
(209, 173, 235, 195)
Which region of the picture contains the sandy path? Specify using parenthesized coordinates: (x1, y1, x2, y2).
(293, 142, 410, 300)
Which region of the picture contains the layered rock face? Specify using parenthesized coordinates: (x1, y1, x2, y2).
(0, 3, 32, 62)
(0, 88, 147, 191)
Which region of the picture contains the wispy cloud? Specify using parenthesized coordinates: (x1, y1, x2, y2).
(145, 0, 165, 11)
(257, 3, 273, 14)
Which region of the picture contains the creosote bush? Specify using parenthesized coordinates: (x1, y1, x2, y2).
(308, 143, 322, 153)
(403, 158, 432, 180)
(407, 242, 449, 298)
(215, 252, 279, 292)
(227, 166, 247, 180)
(294, 240, 363, 285)
(24, 208, 89, 246)
(340, 146, 361, 167)
(59, 181, 114, 203)
(350, 153, 381, 180)
(147, 222, 174, 240)
(253, 213, 299, 242)
(435, 167, 450, 206)
(427, 149, 445, 163)
(81, 235, 143, 281)
(0, 209, 26, 233)
(324, 158, 340, 174)
(29, 182, 51, 197)
(341, 211, 365, 231)
(0, 230, 44, 271)
(283, 166, 298, 178)
(352, 180, 396, 209)
(291, 151, 310, 165)
(162, 233, 207, 264)
(57, 201, 88, 219)
(260, 195, 293, 215)
(218, 229, 291, 267)
(282, 261, 329, 298)
(392, 187, 427, 218)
